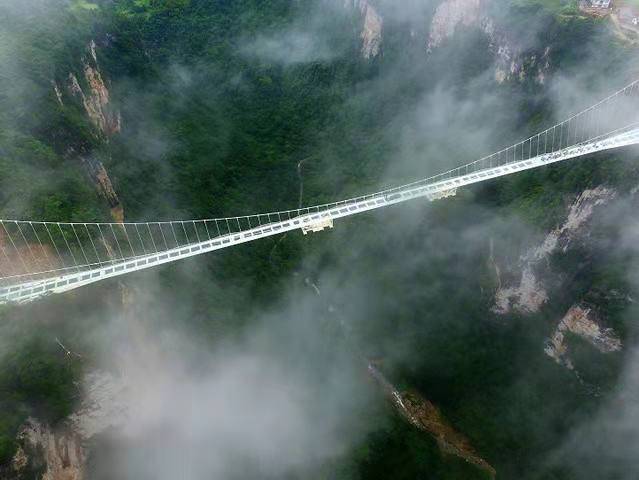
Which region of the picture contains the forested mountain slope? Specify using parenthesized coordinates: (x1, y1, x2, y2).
(1, 1, 638, 479)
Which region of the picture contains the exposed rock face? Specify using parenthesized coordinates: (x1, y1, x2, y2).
(494, 186, 616, 315)
(368, 363, 496, 478)
(66, 41, 120, 138)
(61, 40, 123, 223)
(346, 0, 383, 59)
(428, 0, 551, 84)
(78, 156, 124, 223)
(427, 0, 485, 52)
(535, 186, 616, 258)
(66, 73, 120, 138)
(10, 447, 28, 473)
(8, 372, 128, 480)
(12, 419, 85, 480)
(83, 66, 120, 136)
(545, 304, 622, 370)
(52, 81, 64, 107)
(493, 265, 548, 315)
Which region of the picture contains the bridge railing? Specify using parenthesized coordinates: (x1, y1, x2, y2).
(373, 78, 639, 197)
(1, 79, 638, 289)
(0, 215, 303, 286)
(287, 79, 639, 213)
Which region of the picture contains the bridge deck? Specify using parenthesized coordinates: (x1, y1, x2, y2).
(2, 126, 637, 304)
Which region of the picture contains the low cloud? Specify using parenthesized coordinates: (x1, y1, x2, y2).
(85, 274, 376, 480)
(244, 29, 339, 65)
(240, 1, 352, 66)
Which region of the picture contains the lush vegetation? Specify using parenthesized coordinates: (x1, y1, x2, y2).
(0, 0, 638, 478)
(0, 313, 82, 463)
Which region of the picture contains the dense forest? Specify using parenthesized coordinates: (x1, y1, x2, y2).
(1, 0, 639, 478)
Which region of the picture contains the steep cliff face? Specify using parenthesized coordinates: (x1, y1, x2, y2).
(545, 304, 622, 370)
(427, 0, 485, 52)
(492, 185, 627, 377)
(77, 155, 123, 223)
(346, 0, 552, 81)
(10, 40, 134, 475)
(66, 41, 121, 138)
(346, 0, 383, 59)
(428, 0, 551, 83)
(9, 372, 128, 480)
(60, 40, 123, 222)
(494, 186, 617, 315)
(10, 420, 85, 480)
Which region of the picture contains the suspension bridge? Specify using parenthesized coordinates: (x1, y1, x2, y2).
(1, 79, 638, 304)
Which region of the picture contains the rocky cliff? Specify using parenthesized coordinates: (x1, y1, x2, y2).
(428, 0, 551, 84)
(65, 41, 121, 138)
(493, 185, 628, 378)
(346, 0, 552, 82)
(494, 186, 617, 316)
(5, 40, 130, 479)
(545, 304, 622, 370)
(427, 0, 485, 52)
(9, 420, 85, 480)
(9, 372, 128, 480)
(56, 40, 123, 223)
(368, 363, 496, 478)
(346, 0, 383, 59)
